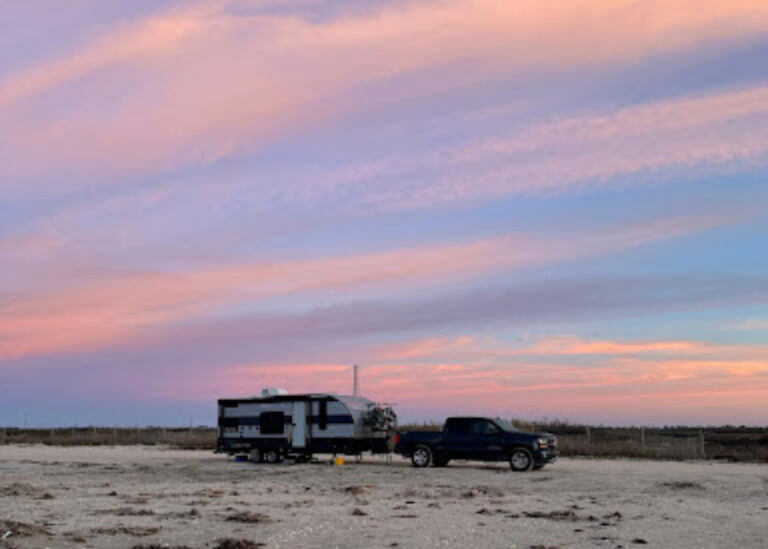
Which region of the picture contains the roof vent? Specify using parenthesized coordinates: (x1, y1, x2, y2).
(261, 387, 288, 397)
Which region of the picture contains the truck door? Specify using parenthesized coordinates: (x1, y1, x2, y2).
(291, 401, 307, 449)
(441, 418, 474, 459)
(467, 419, 504, 459)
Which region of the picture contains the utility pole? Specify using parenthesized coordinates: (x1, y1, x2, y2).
(353, 364, 359, 397)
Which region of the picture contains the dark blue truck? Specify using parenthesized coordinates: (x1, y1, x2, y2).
(394, 417, 558, 471)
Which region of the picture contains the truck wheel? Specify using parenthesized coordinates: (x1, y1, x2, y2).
(509, 448, 534, 472)
(264, 450, 282, 464)
(248, 448, 263, 463)
(411, 445, 432, 468)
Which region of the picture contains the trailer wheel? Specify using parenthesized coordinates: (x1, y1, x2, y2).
(248, 448, 263, 463)
(411, 445, 432, 468)
(264, 450, 282, 464)
(509, 448, 534, 472)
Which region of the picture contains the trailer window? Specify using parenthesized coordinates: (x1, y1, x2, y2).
(260, 412, 285, 434)
(319, 400, 328, 430)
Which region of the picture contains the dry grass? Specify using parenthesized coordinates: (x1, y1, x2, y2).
(2, 423, 766, 461)
(0, 427, 215, 449)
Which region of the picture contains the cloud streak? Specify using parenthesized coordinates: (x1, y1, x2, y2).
(17, 274, 767, 368)
(0, 211, 733, 359)
(319, 83, 768, 210)
(4, 0, 768, 194)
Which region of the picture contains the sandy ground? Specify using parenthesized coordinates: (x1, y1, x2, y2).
(0, 445, 766, 549)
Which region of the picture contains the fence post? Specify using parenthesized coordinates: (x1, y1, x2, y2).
(699, 429, 706, 459)
(586, 426, 591, 453)
(0, 427, 6, 445)
(640, 427, 646, 451)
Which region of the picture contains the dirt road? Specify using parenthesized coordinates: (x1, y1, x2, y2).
(1, 445, 766, 548)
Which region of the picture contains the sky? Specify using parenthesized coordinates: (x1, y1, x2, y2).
(1, 0, 767, 427)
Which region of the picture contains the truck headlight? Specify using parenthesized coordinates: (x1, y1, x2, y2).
(537, 437, 549, 448)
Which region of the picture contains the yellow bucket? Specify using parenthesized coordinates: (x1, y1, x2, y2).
(333, 456, 345, 466)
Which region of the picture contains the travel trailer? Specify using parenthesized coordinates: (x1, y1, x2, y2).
(216, 388, 397, 463)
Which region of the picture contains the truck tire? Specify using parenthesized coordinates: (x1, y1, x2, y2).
(264, 450, 282, 464)
(248, 448, 263, 463)
(411, 445, 432, 468)
(509, 448, 534, 472)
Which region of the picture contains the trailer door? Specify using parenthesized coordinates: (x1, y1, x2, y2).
(292, 401, 307, 449)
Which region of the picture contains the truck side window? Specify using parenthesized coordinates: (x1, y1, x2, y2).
(319, 400, 328, 430)
(446, 418, 470, 434)
(471, 420, 498, 435)
(260, 412, 285, 434)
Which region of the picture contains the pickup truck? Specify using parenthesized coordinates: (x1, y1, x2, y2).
(394, 417, 558, 471)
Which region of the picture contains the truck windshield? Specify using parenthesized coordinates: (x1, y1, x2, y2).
(494, 419, 518, 432)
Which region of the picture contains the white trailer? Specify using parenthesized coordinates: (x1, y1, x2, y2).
(217, 390, 397, 462)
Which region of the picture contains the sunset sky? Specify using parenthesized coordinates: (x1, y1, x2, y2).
(2, 0, 768, 427)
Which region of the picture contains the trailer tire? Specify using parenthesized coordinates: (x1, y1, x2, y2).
(411, 445, 432, 468)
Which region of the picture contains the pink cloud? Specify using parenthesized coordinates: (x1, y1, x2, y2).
(7, 1, 768, 107)
(368, 334, 768, 371)
(353, 334, 768, 415)
(0, 3, 216, 106)
(4, 1, 768, 192)
(511, 337, 702, 356)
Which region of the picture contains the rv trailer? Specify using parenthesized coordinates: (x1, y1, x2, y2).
(216, 389, 397, 462)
